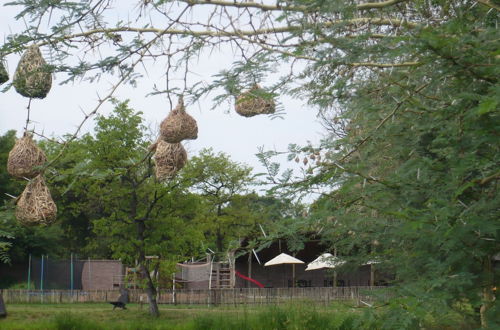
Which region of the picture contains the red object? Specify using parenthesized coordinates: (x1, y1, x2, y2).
(234, 270, 265, 288)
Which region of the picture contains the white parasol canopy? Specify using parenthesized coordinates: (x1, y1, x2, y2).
(264, 253, 304, 266)
(306, 253, 345, 271)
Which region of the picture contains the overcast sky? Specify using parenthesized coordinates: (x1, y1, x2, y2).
(0, 2, 325, 196)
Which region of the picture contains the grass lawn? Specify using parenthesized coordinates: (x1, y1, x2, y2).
(0, 302, 361, 329)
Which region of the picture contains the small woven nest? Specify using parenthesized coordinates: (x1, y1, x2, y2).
(159, 96, 198, 143)
(0, 61, 8, 85)
(13, 45, 52, 99)
(154, 140, 187, 181)
(235, 84, 276, 117)
(16, 174, 57, 226)
(7, 133, 47, 179)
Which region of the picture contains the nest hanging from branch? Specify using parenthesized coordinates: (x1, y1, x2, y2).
(154, 140, 187, 181)
(7, 133, 47, 179)
(16, 175, 57, 226)
(160, 96, 198, 143)
(0, 60, 8, 85)
(13, 45, 52, 99)
(235, 84, 276, 117)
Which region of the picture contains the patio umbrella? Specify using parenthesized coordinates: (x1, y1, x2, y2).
(305, 253, 345, 271)
(306, 253, 345, 288)
(264, 253, 304, 287)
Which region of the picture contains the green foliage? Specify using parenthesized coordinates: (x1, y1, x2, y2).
(182, 148, 255, 253)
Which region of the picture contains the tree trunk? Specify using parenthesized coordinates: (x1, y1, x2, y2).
(136, 219, 160, 317)
(0, 292, 7, 318)
(479, 257, 494, 328)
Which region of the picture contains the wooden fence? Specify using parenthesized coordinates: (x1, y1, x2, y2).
(1, 286, 387, 305)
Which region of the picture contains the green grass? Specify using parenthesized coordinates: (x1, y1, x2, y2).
(0, 301, 475, 329)
(0, 302, 363, 330)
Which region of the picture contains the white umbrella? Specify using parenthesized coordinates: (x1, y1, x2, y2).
(264, 253, 304, 266)
(306, 253, 345, 271)
(264, 253, 304, 287)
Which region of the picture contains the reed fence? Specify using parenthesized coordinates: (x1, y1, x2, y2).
(1, 286, 387, 305)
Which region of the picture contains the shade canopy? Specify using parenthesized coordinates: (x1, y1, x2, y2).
(264, 253, 304, 266)
(363, 260, 381, 265)
(306, 253, 345, 271)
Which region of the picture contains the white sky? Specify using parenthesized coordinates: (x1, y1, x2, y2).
(0, 2, 325, 195)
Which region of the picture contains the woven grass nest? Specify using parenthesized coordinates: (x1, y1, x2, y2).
(0, 61, 8, 85)
(7, 133, 47, 179)
(235, 84, 276, 117)
(160, 96, 198, 143)
(154, 140, 187, 181)
(13, 45, 52, 99)
(16, 174, 57, 226)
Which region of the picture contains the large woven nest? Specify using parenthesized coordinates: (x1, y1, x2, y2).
(13, 45, 52, 99)
(16, 174, 57, 226)
(154, 140, 187, 181)
(235, 84, 276, 117)
(160, 96, 198, 143)
(0, 61, 8, 85)
(7, 133, 47, 179)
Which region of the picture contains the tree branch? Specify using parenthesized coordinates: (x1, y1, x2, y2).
(357, 0, 409, 10)
(28, 17, 417, 51)
(476, 0, 500, 11)
(180, 0, 410, 12)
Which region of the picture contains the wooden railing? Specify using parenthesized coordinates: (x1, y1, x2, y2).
(1, 286, 388, 305)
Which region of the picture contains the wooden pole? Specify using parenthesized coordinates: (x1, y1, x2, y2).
(370, 264, 375, 287)
(247, 252, 252, 288)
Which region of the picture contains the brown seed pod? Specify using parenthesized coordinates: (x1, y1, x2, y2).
(7, 133, 47, 179)
(13, 45, 52, 98)
(16, 175, 57, 226)
(235, 84, 276, 117)
(0, 60, 8, 85)
(154, 140, 187, 181)
(303, 157, 308, 166)
(159, 96, 198, 143)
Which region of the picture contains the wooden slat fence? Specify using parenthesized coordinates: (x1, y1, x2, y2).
(1, 286, 387, 305)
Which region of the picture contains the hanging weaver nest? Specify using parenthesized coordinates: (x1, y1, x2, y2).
(154, 140, 187, 181)
(235, 84, 276, 117)
(160, 96, 198, 143)
(16, 174, 57, 226)
(7, 133, 47, 179)
(0, 60, 8, 85)
(13, 45, 52, 99)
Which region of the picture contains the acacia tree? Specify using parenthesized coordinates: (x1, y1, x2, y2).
(1, 0, 498, 326)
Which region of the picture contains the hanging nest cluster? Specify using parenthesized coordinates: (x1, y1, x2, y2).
(235, 84, 276, 117)
(154, 140, 187, 181)
(15, 174, 57, 226)
(7, 134, 47, 179)
(0, 60, 8, 85)
(160, 96, 198, 143)
(13, 45, 52, 99)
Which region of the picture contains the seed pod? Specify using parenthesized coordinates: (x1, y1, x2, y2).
(303, 157, 308, 166)
(13, 45, 52, 98)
